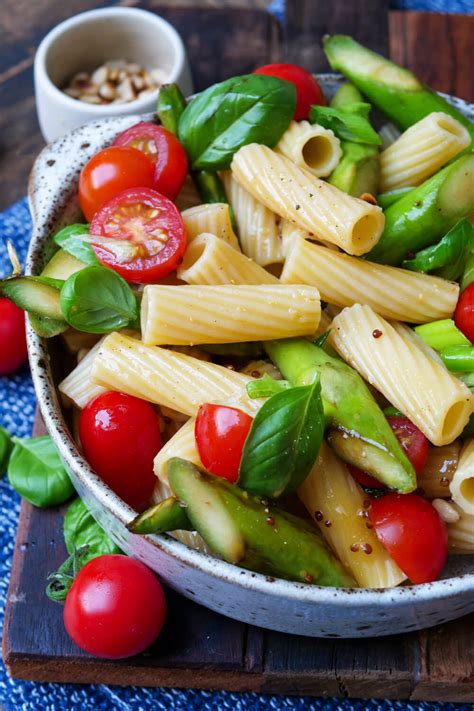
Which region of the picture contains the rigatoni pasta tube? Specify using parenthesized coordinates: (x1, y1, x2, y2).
(231, 144, 384, 256)
(417, 443, 461, 499)
(222, 171, 283, 266)
(181, 203, 240, 250)
(91, 332, 251, 416)
(331, 304, 473, 446)
(447, 503, 474, 554)
(59, 338, 107, 408)
(281, 237, 459, 323)
(380, 112, 471, 191)
(450, 439, 474, 515)
(276, 120, 342, 177)
(298, 443, 406, 588)
(141, 284, 321, 345)
(177, 233, 278, 285)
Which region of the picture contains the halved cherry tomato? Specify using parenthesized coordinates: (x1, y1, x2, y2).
(454, 282, 474, 343)
(349, 416, 429, 489)
(89, 187, 187, 283)
(64, 554, 166, 659)
(254, 63, 326, 120)
(369, 493, 448, 584)
(113, 122, 188, 201)
(79, 146, 155, 221)
(195, 404, 253, 483)
(79, 391, 162, 511)
(0, 298, 28, 375)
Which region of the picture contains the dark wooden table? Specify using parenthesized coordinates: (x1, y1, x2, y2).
(0, 1, 473, 210)
(2, 0, 474, 702)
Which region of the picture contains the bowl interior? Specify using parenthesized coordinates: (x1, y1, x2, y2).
(44, 11, 180, 89)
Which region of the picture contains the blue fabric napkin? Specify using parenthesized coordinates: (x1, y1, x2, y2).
(1, 195, 472, 709)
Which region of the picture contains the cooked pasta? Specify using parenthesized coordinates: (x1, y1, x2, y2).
(181, 203, 240, 250)
(275, 120, 342, 177)
(154, 418, 201, 485)
(298, 443, 406, 588)
(331, 304, 473, 446)
(222, 171, 283, 266)
(177, 233, 278, 285)
(59, 338, 108, 408)
(231, 144, 384, 256)
(380, 112, 471, 191)
(417, 443, 461, 499)
(91, 332, 251, 416)
(450, 439, 474, 516)
(280, 237, 459, 323)
(447, 503, 474, 554)
(141, 284, 321, 345)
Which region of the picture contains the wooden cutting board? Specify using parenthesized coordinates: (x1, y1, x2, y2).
(2, 1, 474, 701)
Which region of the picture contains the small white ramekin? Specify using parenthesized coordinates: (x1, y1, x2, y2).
(34, 7, 193, 143)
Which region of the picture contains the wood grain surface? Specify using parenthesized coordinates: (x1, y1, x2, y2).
(2, 0, 474, 702)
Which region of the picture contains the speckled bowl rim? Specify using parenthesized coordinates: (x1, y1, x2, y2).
(25, 73, 474, 614)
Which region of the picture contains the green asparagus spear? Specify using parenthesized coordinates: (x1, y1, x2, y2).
(265, 338, 416, 492)
(323, 35, 474, 147)
(127, 496, 193, 534)
(168, 457, 355, 587)
(368, 153, 474, 265)
(328, 83, 380, 196)
(376, 187, 413, 209)
(157, 83, 187, 136)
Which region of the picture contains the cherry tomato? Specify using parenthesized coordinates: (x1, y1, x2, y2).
(64, 554, 166, 659)
(454, 282, 474, 343)
(79, 392, 161, 511)
(113, 123, 188, 201)
(349, 416, 429, 489)
(79, 146, 155, 221)
(0, 298, 28, 375)
(369, 493, 448, 584)
(90, 187, 187, 283)
(254, 63, 326, 120)
(195, 404, 253, 483)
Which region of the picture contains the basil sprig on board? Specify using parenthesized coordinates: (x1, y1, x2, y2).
(54, 224, 99, 266)
(402, 219, 474, 281)
(60, 265, 138, 333)
(309, 103, 381, 145)
(0, 425, 12, 476)
(8, 435, 74, 507)
(178, 74, 296, 170)
(64, 497, 122, 565)
(238, 376, 325, 498)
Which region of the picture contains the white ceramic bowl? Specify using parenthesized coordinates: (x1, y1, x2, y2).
(26, 76, 474, 638)
(34, 7, 193, 142)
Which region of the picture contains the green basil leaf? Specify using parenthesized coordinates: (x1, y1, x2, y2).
(383, 406, 405, 418)
(54, 224, 98, 266)
(309, 104, 381, 145)
(60, 265, 138, 333)
(461, 254, 474, 291)
(64, 497, 121, 565)
(313, 329, 332, 348)
(8, 435, 74, 507)
(238, 375, 324, 497)
(179, 74, 296, 170)
(402, 219, 474, 280)
(0, 425, 13, 477)
(246, 374, 291, 399)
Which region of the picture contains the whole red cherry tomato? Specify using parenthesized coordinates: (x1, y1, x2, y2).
(79, 392, 161, 511)
(0, 298, 28, 375)
(349, 416, 429, 489)
(64, 554, 166, 659)
(369, 493, 448, 584)
(79, 146, 155, 221)
(90, 187, 187, 284)
(254, 63, 326, 120)
(454, 282, 474, 343)
(195, 404, 253, 483)
(113, 122, 188, 201)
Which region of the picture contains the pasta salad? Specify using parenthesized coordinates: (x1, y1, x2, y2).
(3, 35, 474, 592)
